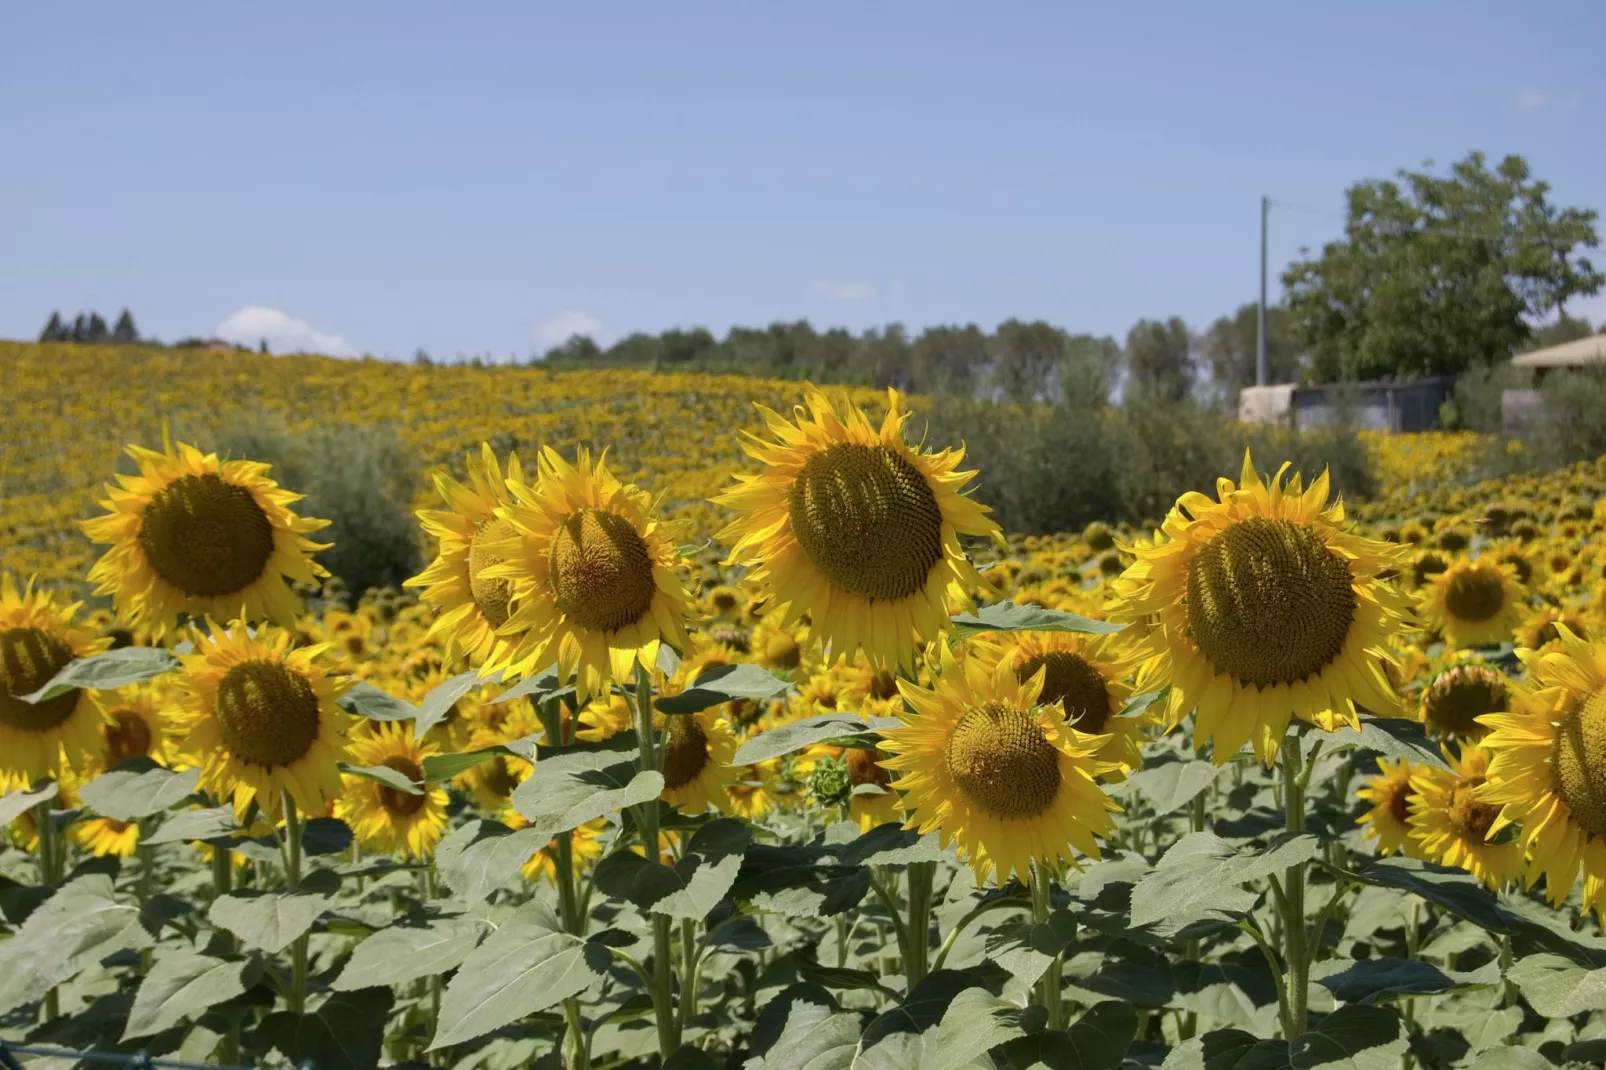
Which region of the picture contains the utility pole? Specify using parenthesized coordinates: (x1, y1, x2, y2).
(1256, 195, 1269, 386)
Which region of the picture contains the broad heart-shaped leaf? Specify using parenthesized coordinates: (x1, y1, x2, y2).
(855, 987, 1024, 1070)
(1499, 892, 1606, 967)
(733, 842, 871, 918)
(1119, 756, 1219, 817)
(77, 759, 201, 821)
(487, 665, 574, 707)
(1313, 956, 1500, 1004)
(333, 916, 485, 991)
(1164, 1005, 1405, 1069)
(0, 874, 150, 1014)
(123, 951, 259, 1039)
(1352, 856, 1510, 934)
(0, 779, 58, 827)
(143, 804, 238, 846)
(413, 669, 485, 740)
(511, 746, 664, 835)
(339, 761, 423, 795)
(747, 986, 862, 1070)
(21, 645, 178, 703)
(419, 736, 538, 783)
(829, 822, 949, 868)
(592, 819, 751, 919)
(1130, 831, 1321, 930)
(1506, 953, 1606, 1017)
(303, 816, 354, 856)
(655, 662, 791, 715)
(734, 712, 902, 766)
(1004, 1000, 1137, 1070)
(337, 681, 419, 722)
(209, 887, 333, 953)
(1325, 716, 1450, 771)
(985, 909, 1077, 990)
(949, 600, 1123, 639)
(430, 902, 609, 1049)
(434, 819, 548, 904)
(256, 988, 393, 1070)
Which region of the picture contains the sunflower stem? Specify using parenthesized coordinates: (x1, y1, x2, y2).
(554, 830, 591, 1070)
(675, 918, 700, 1040)
(282, 792, 309, 1016)
(34, 797, 65, 1023)
(1029, 859, 1066, 1030)
(629, 663, 678, 1060)
(904, 860, 936, 989)
(1279, 736, 1309, 1038)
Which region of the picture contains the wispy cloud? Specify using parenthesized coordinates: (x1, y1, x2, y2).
(1515, 88, 1553, 110)
(216, 306, 358, 357)
(809, 280, 876, 302)
(535, 311, 609, 349)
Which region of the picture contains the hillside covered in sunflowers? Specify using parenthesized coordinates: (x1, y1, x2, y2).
(8, 339, 1606, 1070)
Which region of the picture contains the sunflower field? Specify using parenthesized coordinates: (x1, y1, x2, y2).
(7, 341, 1606, 1070)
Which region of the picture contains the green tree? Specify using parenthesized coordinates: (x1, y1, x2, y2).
(989, 319, 1066, 403)
(1201, 303, 1301, 394)
(1123, 317, 1193, 402)
(1528, 312, 1598, 351)
(1284, 151, 1602, 381)
(1058, 333, 1121, 406)
(111, 309, 140, 344)
(38, 311, 67, 342)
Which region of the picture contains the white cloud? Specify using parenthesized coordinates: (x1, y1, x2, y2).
(1515, 88, 1553, 110)
(536, 311, 609, 349)
(809, 280, 876, 302)
(216, 306, 359, 357)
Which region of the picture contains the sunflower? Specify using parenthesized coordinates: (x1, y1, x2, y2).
(96, 682, 179, 769)
(404, 445, 527, 672)
(0, 575, 111, 782)
(1478, 627, 1606, 916)
(573, 693, 634, 744)
(75, 816, 141, 858)
(174, 619, 352, 821)
(725, 761, 781, 821)
(520, 819, 606, 884)
(488, 447, 692, 703)
(976, 632, 1149, 778)
(1408, 744, 1522, 891)
(1518, 605, 1589, 652)
(1418, 655, 1511, 743)
(1419, 558, 1526, 649)
(337, 724, 448, 860)
(1355, 757, 1421, 858)
(658, 711, 738, 815)
(82, 440, 329, 635)
(880, 648, 1119, 885)
(1112, 454, 1411, 765)
(713, 386, 1003, 671)
(844, 745, 900, 831)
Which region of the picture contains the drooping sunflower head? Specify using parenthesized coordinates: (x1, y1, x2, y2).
(0, 575, 111, 782)
(174, 619, 353, 822)
(1419, 558, 1527, 649)
(713, 387, 1003, 671)
(977, 631, 1148, 779)
(404, 444, 526, 673)
(336, 723, 448, 860)
(1407, 744, 1522, 891)
(489, 447, 692, 703)
(1355, 757, 1420, 858)
(1109, 453, 1411, 766)
(1418, 655, 1511, 743)
(656, 711, 738, 816)
(880, 648, 1119, 885)
(82, 440, 329, 636)
(1478, 627, 1606, 916)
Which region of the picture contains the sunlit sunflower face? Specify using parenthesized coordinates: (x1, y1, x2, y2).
(490, 447, 691, 703)
(336, 724, 448, 860)
(1419, 662, 1509, 742)
(990, 631, 1148, 778)
(1421, 559, 1526, 648)
(1408, 746, 1521, 891)
(880, 651, 1118, 885)
(714, 388, 1002, 670)
(175, 621, 351, 821)
(82, 442, 329, 635)
(656, 711, 737, 816)
(405, 445, 526, 673)
(0, 577, 110, 782)
(1112, 454, 1410, 765)
(1356, 758, 1419, 858)
(1550, 689, 1606, 838)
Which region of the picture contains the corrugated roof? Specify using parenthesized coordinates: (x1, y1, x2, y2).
(1511, 333, 1606, 368)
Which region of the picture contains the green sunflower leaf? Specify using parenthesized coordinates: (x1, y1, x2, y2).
(1129, 831, 1322, 930)
(256, 988, 393, 1070)
(20, 645, 179, 703)
(123, 950, 261, 1039)
(0, 779, 59, 827)
(0, 874, 151, 1014)
(413, 669, 487, 740)
(337, 681, 419, 722)
(418, 736, 537, 783)
(339, 762, 424, 795)
(209, 886, 334, 953)
(1003, 999, 1137, 1070)
(1324, 715, 1451, 771)
(78, 758, 201, 820)
(435, 819, 548, 904)
(1351, 856, 1509, 933)
(143, 804, 239, 846)
(429, 902, 609, 1049)
(1506, 953, 1606, 1017)
(1118, 755, 1220, 817)
(332, 916, 486, 992)
(949, 601, 1124, 639)
(655, 662, 792, 715)
(510, 747, 664, 835)
(487, 665, 575, 707)
(1313, 956, 1501, 1004)
(733, 712, 901, 766)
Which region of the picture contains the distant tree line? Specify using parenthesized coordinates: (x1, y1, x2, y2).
(39, 309, 142, 345)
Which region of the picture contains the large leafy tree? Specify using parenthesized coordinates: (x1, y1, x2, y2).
(1201, 302, 1301, 394)
(1283, 151, 1601, 381)
(1123, 316, 1193, 402)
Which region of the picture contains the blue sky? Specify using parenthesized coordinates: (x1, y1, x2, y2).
(3, 3, 1602, 360)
